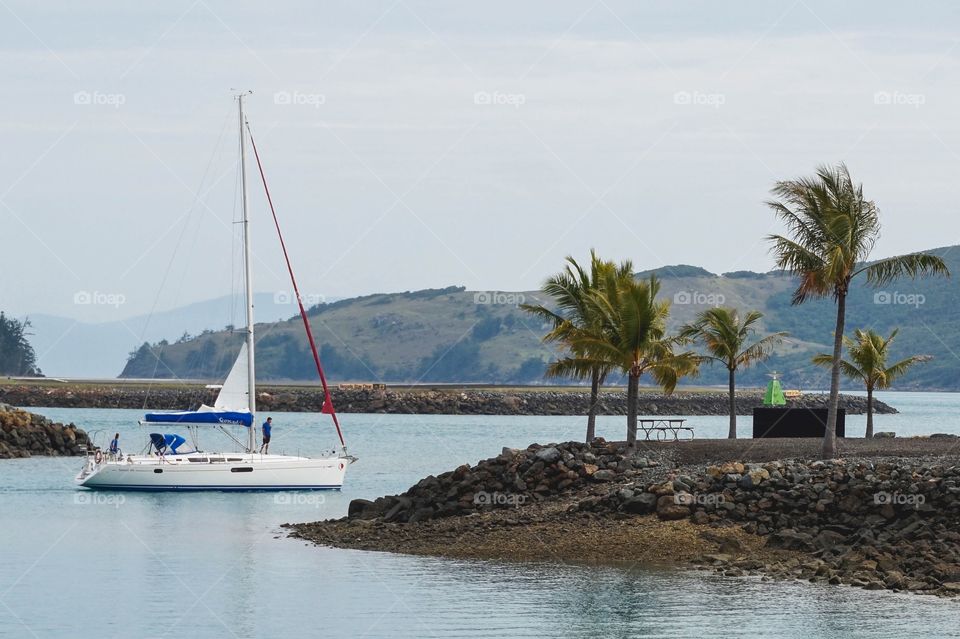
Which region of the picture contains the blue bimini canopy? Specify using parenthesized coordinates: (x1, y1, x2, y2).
(142, 409, 253, 428)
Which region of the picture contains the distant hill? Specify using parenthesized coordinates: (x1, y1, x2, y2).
(121, 286, 554, 383)
(120, 245, 960, 391)
(22, 293, 331, 377)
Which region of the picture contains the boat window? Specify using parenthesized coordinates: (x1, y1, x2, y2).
(227, 458, 242, 462)
(188, 458, 209, 463)
(230, 467, 253, 473)
(153, 469, 163, 474)
(209, 457, 226, 463)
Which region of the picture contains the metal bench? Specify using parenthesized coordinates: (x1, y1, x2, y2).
(638, 418, 694, 441)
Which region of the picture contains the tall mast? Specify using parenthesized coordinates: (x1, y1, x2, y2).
(238, 91, 256, 452)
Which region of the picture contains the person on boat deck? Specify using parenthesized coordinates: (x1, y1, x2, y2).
(260, 417, 273, 454)
(108, 433, 120, 456)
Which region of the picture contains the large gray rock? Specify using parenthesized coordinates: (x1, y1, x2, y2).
(535, 447, 561, 463)
(347, 499, 375, 518)
(767, 528, 814, 551)
(656, 495, 689, 520)
(622, 493, 658, 514)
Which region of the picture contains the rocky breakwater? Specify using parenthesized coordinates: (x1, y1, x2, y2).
(0, 383, 894, 416)
(292, 439, 960, 598)
(331, 389, 893, 416)
(0, 403, 90, 458)
(342, 439, 659, 524)
(289, 439, 782, 565)
(586, 456, 960, 596)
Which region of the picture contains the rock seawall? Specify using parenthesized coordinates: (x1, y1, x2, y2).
(291, 437, 960, 598)
(0, 403, 90, 458)
(0, 384, 894, 416)
(589, 456, 960, 594)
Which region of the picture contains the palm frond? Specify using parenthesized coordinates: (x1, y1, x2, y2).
(765, 162, 909, 305)
(857, 253, 950, 286)
(812, 352, 866, 382)
(737, 331, 788, 366)
(681, 306, 786, 372)
(816, 327, 931, 389)
(876, 355, 932, 389)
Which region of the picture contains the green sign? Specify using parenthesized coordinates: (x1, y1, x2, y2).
(764, 373, 786, 406)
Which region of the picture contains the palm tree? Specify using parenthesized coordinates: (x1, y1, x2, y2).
(520, 251, 633, 441)
(813, 328, 930, 438)
(766, 162, 949, 458)
(558, 274, 699, 447)
(680, 308, 787, 439)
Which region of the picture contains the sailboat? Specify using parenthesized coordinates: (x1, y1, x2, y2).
(75, 93, 356, 491)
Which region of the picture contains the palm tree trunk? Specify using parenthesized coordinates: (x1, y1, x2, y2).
(627, 372, 639, 448)
(822, 292, 846, 459)
(727, 367, 737, 439)
(586, 368, 600, 442)
(866, 385, 874, 438)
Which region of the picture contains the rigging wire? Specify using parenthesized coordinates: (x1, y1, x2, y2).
(139, 109, 234, 410)
(244, 122, 348, 451)
(229, 140, 241, 334)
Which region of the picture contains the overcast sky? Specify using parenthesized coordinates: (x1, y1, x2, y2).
(3, 1, 960, 325)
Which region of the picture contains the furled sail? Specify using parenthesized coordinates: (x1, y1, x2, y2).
(142, 409, 252, 427)
(142, 344, 253, 428)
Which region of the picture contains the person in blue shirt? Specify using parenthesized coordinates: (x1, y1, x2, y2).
(259, 417, 273, 454)
(108, 433, 120, 457)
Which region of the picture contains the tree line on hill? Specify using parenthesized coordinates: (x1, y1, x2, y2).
(0, 313, 41, 376)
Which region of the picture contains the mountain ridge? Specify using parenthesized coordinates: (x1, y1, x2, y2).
(120, 245, 960, 391)
(20, 293, 336, 377)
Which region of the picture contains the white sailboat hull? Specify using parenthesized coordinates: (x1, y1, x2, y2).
(76, 452, 348, 491)
(72, 97, 357, 493)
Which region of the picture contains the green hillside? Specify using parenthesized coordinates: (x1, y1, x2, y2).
(121, 247, 960, 390)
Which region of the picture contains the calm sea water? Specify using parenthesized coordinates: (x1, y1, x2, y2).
(3, 391, 960, 638)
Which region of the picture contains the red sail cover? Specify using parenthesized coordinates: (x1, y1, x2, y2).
(321, 393, 335, 415)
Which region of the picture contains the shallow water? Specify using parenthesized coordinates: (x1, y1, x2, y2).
(3, 392, 960, 638)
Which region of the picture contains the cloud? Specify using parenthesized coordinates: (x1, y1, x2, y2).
(2, 2, 960, 322)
